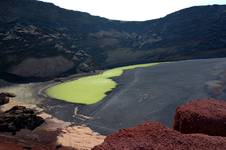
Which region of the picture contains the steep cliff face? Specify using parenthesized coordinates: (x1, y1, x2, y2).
(1, 0, 226, 80)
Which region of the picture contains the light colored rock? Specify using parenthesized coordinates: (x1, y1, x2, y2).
(57, 125, 105, 150)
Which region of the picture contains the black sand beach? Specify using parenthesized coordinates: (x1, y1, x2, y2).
(83, 58, 226, 134)
(2, 58, 226, 135)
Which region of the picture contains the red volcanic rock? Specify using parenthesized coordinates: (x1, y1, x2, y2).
(173, 99, 226, 136)
(93, 122, 226, 150)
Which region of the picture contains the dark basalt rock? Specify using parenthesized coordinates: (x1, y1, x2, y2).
(0, 106, 44, 134)
(0, 92, 15, 105)
(1, 92, 16, 98)
(173, 99, 226, 136)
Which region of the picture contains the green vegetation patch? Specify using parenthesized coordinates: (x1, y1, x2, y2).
(46, 63, 159, 104)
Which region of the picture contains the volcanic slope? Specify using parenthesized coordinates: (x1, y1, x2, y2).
(1, 0, 226, 80)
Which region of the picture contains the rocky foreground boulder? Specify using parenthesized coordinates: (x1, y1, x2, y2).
(0, 106, 44, 134)
(173, 99, 226, 136)
(93, 121, 226, 150)
(94, 99, 226, 150)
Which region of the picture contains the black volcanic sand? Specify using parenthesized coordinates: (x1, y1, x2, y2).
(4, 58, 226, 135)
(79, 58, 226, 134)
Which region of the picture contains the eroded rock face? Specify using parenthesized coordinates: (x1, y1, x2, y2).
(7, 56, 75, 78)
(0, 106, 44, 133)
(173, 99, 226, 136)
(93, 122, 226, 150)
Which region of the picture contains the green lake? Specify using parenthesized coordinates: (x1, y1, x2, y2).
(46, 63, 159, 104)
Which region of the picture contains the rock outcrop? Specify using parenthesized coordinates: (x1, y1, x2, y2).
(94, 99, 226, 150)
(173, 99, 226, 136)
(0, 106, 44, 133)
(93, 121, 226, 150)
(0, 92, 15, 105)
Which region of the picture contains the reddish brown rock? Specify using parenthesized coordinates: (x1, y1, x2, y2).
(93, 122, 226, 150)
(0, 134, 60, 150)
(173, 99, 226, 136)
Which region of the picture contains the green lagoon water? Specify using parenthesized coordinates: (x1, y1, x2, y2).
(46, 63, 159, 104)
